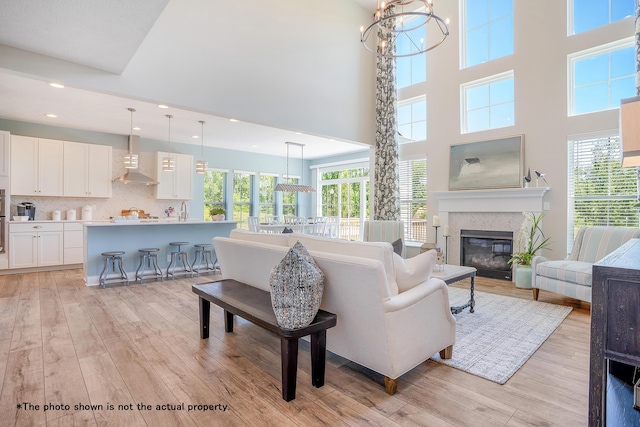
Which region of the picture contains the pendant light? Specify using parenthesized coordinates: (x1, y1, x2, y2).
(195, 120, 207, 174)
(163, 114, 175, 172)
(274, 142, 315, 192)
(123, 108, 139, 169)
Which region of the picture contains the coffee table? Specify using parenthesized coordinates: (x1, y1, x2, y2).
(431, 265, 476, 314)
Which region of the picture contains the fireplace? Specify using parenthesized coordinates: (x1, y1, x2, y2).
(460, 229, 513, 281)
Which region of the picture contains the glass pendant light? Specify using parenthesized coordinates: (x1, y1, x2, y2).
(124, 108, 139, 169)
(195, 120, 207, 174)
(163, 114, 175, 172)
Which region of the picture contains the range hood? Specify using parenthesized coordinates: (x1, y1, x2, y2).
(113, 135, 159, 185)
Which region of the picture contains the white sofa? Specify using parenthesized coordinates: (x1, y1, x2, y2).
(213, 229, 456, 394)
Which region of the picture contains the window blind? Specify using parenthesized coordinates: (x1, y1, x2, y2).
(568, 135, 639, 249)
(399, 158, 428, 242)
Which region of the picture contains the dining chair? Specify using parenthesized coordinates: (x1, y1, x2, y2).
(248, 216, 260, 232)
(311, 217, 328, 236)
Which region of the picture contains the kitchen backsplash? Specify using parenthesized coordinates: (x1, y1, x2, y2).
(10, 149, 199, 220)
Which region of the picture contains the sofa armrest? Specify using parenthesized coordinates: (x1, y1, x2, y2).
(531, 255, 549, 288)
(383, 277, 449, 313)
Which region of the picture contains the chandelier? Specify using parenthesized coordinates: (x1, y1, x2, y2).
(360, 0, 449, 58)
(123, 108, 139, 169)
(274, 142, 315, 193)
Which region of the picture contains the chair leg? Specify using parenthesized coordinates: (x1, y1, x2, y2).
(532, 288, 540, 300)
(115, 256, 129, 285)
(98, 257, 109, 288)
(439, 345, 453, 359)
(384, 377, 398, 395)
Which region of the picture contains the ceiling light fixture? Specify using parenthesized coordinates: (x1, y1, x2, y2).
(195, 120, 208, 174)
(49, 82, 64, 89)
(163, 115, 175, 172)
(274, 142, 315, 193)
(229, 118, 239, 122)
(45, 113, 57, 118)
(124, 108, 139, 169)
(360, 0, 449, 58)
(158, 104, 169, 109)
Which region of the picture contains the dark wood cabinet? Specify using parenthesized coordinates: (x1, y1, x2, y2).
(589, 238, 640, 426)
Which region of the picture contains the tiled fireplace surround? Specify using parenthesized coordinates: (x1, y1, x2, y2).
(432, 187, 549, 269)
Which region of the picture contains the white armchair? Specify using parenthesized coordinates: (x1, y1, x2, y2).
(363, 220, 405, 257)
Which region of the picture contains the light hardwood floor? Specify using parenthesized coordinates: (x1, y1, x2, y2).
(0, 269, 590, 426)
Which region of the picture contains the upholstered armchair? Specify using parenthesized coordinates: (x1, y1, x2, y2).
(363, 220, 405, 257)
(532, 226, 640, 303)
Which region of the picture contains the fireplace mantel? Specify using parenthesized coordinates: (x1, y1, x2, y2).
(432, 187, 549, 213)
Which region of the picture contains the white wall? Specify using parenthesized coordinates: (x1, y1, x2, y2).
(398, 1, 634, 258)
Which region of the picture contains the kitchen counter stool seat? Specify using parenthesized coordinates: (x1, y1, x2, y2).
(190, 243, 219, 276)
(167, 242, 191, 279)
(99, 251, 129, 288)
(135, 248, 164, 282)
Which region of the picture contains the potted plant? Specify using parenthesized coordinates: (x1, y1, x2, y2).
(208, 207, 226, 221)
(509, 212, 551, 289)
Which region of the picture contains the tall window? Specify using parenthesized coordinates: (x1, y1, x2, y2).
(203, 170, 226, 220)
(233, 172, 253, 229)
(396, 15, 427, 88)
(568, 134, 639, 248)
(259, 174, 277, 222)
(282, 177, 299, 216)
(398, 96, 427, 142)
(569, 39, 635, 116)
(461, 71, 514, 133)
(399, 158, 428, 242)
(463, 0, 514, 68)
(571, 0, 634, 35)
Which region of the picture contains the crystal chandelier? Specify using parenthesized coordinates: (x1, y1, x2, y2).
(163, 114, 175, 172)
(123, 108, 139, 169)
(360, 0, 449, 58)
(195, 120, 208, 174)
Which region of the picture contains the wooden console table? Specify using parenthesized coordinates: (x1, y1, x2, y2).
(192, 280, 337, 401)
(589, 238, 640, 426)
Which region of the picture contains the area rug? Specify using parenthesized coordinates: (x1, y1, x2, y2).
(430, 287, 572, 384)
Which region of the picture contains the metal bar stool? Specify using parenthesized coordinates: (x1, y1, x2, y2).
(166, 242, 191, 279)
(135, 248, 164, 282)
(190, 243, 219, 276)
(98, 251, 129, 288)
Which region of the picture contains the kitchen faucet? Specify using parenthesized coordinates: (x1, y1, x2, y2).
(180, 201, 189, 222)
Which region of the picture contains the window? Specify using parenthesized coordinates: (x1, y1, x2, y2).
(318, 164, 370, 240)
(568, 134, 639, 249)
(396, 15, 427, 88)
(282, 176, 299, 217)
(203, 170, 226, 219)
(569, 39, 635, 116)
(399, 158, 428, 242)
(571, 0, 634, 35)
(398, 96, 427, 142)
(259, 174, 277, 222)
(462, 0, 514, 68)
(233, 172, 253, 229)
(461, 71, 514, 133)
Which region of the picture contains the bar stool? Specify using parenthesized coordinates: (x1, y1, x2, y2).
(135, 248, 164, 282)
(190, 243, 218, 276)
(98, 251, 129, 288)
(166, 242, 191, 279)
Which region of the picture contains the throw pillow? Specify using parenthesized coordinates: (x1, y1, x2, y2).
(282, 227, 294, 234)
(391, 238, 403, 256)
(269, 243, 325, 329)
(393, 249, 436, 293)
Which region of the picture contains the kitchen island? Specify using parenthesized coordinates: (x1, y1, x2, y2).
(83, 220, 237, 286)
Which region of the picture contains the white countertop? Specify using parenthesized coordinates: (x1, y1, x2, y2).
(85, 219, 237, 227)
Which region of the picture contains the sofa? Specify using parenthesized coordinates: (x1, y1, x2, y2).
(212, 229, 456, 394)
(532, 226, 640, 303)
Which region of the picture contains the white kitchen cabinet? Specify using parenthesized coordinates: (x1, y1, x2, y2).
(11, 135, 63, 196)
(63, 222, 83, 264)
(155, 151, 193, 200)
(0, 131, 9, 177)
(9, 222, 64, 268)
(63, 141, 112, 198)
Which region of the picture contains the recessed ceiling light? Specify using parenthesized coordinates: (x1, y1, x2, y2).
(229, 118, 239, 122)
(49, 82, 64, 89)
(45, 113, 57, 118)
(158, 104, 169, 109)
(251, 144, 258, 148)
(133, 127, 141, 131)
(295, 132, 302, 135)
(192, 135, 199, 139)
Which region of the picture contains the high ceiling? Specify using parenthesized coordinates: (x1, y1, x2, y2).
(0, 0, 375, 159)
